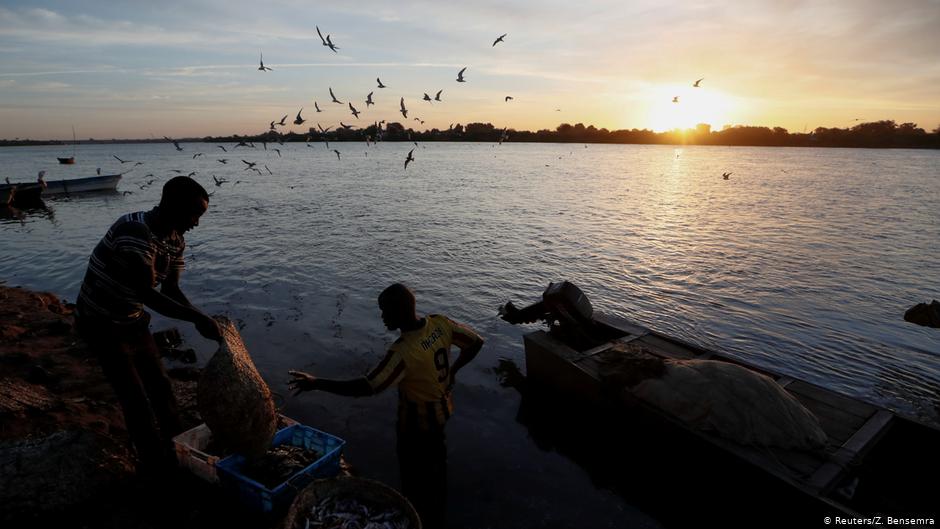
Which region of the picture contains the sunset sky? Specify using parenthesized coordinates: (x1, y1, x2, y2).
(1, 0, 938, 140)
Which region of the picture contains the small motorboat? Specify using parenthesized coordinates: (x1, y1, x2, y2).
(57, 157, 76, 165)
(0, 183, 16, 207)
(8, 182, 45, 207)
(42, 174, 121, 196)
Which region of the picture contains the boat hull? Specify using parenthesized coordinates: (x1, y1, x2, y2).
(57, 157, 75, 165)
(6, 183, 44, 206)
(42, 174, 121, 195)
(0, 185, 13, 206)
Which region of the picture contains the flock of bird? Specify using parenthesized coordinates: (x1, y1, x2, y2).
(117, 30, 728, 199)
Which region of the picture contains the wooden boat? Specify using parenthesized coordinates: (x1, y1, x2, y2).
(6, 182, 45, 207)
(0, 184, 14, 207)
(42, 174, 121, 196)
(523, 312, 940, 520)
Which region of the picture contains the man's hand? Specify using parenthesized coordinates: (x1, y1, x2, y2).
(288, 370, 318, 396)
(194, 314, 222, 342)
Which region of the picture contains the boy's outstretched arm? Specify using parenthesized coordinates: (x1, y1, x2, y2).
(288, 371, 373, 397)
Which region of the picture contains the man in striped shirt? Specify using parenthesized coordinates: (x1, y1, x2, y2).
(289, 283, 484, 529)
(76, 176, 221, 476)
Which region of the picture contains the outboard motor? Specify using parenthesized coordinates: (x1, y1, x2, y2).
(499, 281, 597, 345)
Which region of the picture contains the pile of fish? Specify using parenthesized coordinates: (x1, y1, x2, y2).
(241, 445, 321, 490)
(300, 495, 413, 529)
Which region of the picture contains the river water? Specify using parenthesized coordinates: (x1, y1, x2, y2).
(1, 142, 938, 527)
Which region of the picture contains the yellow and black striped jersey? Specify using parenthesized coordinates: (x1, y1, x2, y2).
(366, 314, 481, 428)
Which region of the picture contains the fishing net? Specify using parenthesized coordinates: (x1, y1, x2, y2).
(197, 317, 277, 457)
(631, 359, 828, 450)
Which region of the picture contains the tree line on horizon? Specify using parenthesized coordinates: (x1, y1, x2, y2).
(3, 120, 938, 149)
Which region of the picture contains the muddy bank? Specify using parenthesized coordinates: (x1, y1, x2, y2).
(0, 284, 204, 524)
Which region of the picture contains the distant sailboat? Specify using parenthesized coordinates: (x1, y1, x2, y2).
(58, 126, 76, 164)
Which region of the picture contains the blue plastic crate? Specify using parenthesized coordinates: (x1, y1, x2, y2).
(216, 424, 345, 513)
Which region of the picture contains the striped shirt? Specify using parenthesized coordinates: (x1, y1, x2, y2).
(366, 314, 482, 430)
(77, 208, 185, 325)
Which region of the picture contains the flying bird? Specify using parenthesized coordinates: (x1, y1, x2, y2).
(423, 93, 433, 103)
(314, 102, 323, 113)
(265, 165, 273, 175)
(365, 92, 374, 106)
(693, 78, 703, 87)
(326, 34, 339, 53)
(330, 87, 343, 104)
(672, 96, 679, 103)
(212, 175, 227, 186)
(164, 136, 183, 151)
(399, 97, 408, 118)
(376, 78, 387, 88)
(316, 26, 329, 47)
(349, 102, 361, 118)
(332, 149, 341, 160)
(258, 51, 272, 71)
(493, 33, 507, 47)
(404, 148, 415, 169)
(273, 148, 281, 157)
(278, 114, 288, 126)
(192, 153, 203, 159)
(505, 96, 513, 102)
(294, 108, 306, 125)
(217, 159, 228, 164)
(340, 122, 354, 130)
(434, 89, 443, 102)
(217, 145, 228, 152)
(269, 121, 277, 131)
(456, 67, 467, 82)
(722, 172, 732, 179)
(317, 123, 332, 133)
(113, 155, 132, 164)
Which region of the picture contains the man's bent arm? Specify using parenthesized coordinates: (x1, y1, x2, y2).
(140, 287, 206, 323)
(450, 332, 484, 379)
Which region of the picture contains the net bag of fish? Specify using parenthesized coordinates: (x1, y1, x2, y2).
(282, 476, 421, 529)
(197, 317, 277, 457)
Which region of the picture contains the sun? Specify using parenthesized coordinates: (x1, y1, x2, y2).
(643, 85, 740, 132)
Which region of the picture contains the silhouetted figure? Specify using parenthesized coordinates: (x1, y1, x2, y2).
(76, 177, 221, 478)
(289, 283, 484, 529)
(905, 301, 940, 328)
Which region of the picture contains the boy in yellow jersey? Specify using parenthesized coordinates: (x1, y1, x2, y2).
(289, 283, 484, 529)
